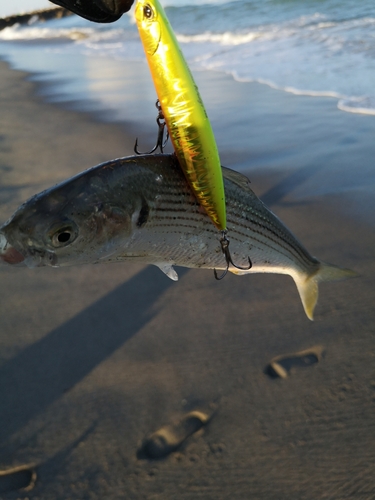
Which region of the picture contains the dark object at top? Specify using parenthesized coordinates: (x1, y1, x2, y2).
(49, 0, 134, 22)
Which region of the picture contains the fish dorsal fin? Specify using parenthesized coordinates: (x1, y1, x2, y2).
(222, 166, 252, 192)
(156, 263, 179, 281)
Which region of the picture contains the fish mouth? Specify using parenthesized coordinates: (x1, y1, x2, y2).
(0, 232, 25, 265)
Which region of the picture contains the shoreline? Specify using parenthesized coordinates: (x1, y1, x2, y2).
(1, 51, 375, 229)
(0, 57, 375, 499)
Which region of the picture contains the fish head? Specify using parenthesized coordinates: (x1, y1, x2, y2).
(0, 171, 137, 269)
(135, 0, 161, 55)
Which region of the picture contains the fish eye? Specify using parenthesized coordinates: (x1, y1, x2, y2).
(57, 232, 71, 243)
(143, 4, 153, 19)
(49, 224, 78, 248)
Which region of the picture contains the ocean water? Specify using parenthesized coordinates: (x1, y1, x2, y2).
(0, 0, 375, 116)
(0, 0, 375, 208)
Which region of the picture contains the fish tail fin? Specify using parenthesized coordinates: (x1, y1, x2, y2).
(294, 262, 358, 321)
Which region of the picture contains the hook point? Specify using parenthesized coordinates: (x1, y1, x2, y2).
(214, 230, 252, 281)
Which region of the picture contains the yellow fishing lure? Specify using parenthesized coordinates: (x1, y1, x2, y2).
(135, 0, 226, 231)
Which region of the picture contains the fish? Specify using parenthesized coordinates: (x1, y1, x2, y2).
(135, 0, 226, 231)
(0, 154, 355, 320)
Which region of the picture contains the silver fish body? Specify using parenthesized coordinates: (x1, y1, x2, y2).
(0, 154, 354, 319)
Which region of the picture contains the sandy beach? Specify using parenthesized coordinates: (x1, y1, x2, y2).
(0, 57, 375, 499)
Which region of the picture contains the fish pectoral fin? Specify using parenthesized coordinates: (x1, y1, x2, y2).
(229, 268, 252, 276)
(155, 263, 179, 281)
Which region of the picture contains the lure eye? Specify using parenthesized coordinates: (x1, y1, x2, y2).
(143, 4, 153, 19)
(49, 224, 78, 248)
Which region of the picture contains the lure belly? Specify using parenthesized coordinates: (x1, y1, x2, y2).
(135, 0, 226, 231)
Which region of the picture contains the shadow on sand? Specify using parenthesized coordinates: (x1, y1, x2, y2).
(0, 265, 186, 453)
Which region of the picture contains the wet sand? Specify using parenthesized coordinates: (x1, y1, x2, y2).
(0, 59, 375, 499)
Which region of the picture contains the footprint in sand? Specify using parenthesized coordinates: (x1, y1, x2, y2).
(266, 345, 324, 379)
(0, 465, 36, 494)
(138, 405, 217, 459)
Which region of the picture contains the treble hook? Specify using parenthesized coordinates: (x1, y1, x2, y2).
(134, 100, 169, 155)
(214, 230, 252, 280)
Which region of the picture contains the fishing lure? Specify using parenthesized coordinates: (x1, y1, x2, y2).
(134, 0, 226, 231)
(135, 0, 251, 277)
